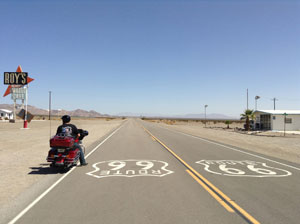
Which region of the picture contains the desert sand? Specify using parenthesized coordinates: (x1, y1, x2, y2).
(0, 118, 124, 222)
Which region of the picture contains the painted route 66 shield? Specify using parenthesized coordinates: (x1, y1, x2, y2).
(87, 160, 174, 179)
(196, 160, 292, 177)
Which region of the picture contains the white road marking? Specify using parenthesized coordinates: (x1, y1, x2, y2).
(87, 159, 174, 178)
(8, 123, 125, 224)
(196, 160, 292, 177)
(153, 124, 300, 172)
(85, 125, 124, 159)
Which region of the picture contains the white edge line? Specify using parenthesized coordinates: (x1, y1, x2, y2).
(157, 125, 300, 172)
(8, 123, 124, 224)
(85, 124, 124, 159)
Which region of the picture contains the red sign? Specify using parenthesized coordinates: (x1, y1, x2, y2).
(3, 65, 34, 97)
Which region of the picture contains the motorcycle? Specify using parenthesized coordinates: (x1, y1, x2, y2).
(47, 129, 88, 170)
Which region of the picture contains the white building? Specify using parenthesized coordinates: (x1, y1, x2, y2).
(254, 110, 300, 131)
(0, 109, 13, 120)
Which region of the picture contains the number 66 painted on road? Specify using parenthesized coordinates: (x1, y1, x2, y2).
(196, 160, 292, 177)
(87, 160, 174, 179)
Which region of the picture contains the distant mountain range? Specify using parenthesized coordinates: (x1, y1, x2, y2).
(0, 104, 238, 119)
(116, 112, 238, 120)
(0, 104, 105, 117)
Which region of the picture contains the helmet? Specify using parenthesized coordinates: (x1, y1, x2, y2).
(61, 115, 71, 123)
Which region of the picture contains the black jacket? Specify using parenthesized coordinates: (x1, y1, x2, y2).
(56, 123, 79, 139)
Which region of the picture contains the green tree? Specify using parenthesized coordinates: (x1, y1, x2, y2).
(225, 120, 232, 129)
(240, 109, 255, 131)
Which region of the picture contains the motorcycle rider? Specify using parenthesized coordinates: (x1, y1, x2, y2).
(56, 115, 88, 166)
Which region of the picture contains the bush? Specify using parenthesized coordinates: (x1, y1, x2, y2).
(225, 120, 232, 129)
(163, 120, 176, 125)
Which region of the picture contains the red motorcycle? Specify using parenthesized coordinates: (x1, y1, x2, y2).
(47, 129, 88, 170)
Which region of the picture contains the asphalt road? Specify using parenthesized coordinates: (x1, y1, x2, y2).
(10, 119, 300, 224)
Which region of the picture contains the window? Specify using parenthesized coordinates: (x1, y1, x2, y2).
(285, 118, 292, 124)
(0, 113, 3, 117)
(260, 114, 271, 130)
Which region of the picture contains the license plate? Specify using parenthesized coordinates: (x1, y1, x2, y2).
(57, 148, 65, 153)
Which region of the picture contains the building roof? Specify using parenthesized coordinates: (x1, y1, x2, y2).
(254, 110, 300, 115)
(0, 109, 12, 113)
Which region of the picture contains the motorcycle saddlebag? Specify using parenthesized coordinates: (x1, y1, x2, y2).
(50, 135, 75, 148)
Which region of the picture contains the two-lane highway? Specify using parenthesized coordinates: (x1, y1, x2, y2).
(10, 119, 300, 224)
(142, 120, 300, 224)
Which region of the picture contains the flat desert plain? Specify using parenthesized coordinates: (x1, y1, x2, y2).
(149, 120, 300, 165)
(0, 118, 124, 223)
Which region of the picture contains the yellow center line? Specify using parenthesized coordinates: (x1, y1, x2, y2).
(142, 125, 260, 224)
(186, 169, 234, 213)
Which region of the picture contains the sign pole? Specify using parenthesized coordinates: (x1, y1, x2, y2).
(24, 86, 28, 128)
(13, 99, 16, 123)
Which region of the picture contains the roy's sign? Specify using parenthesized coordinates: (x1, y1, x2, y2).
(4, 72, 28, 85)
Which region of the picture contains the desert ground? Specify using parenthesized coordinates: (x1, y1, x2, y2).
(0, 118, 124, 222)
(146, 119, 300, 165)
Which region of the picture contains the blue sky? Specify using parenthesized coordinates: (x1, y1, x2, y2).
(0, 0, 299, 117)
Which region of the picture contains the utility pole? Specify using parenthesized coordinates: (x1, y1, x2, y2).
(247, 89, 249, 110)
(255, 96, 260, 111)
(49, 91, 52, 138)
(204, 105, 208, 127)
(49, 91, 52, 120)
(271, 98, 278, 110)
